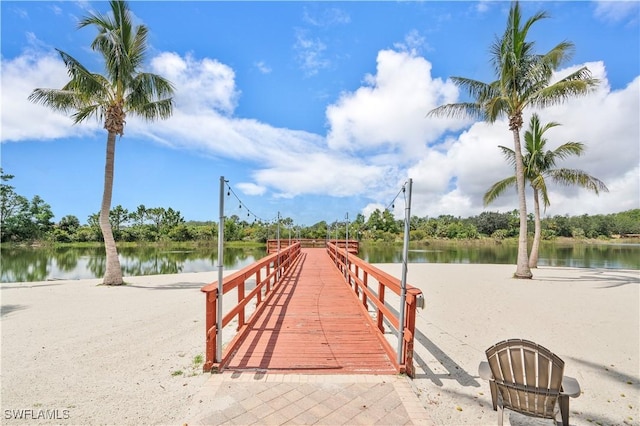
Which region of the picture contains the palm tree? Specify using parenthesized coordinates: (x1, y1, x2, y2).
(484, 113, 608, 268)
(29, 0, 174, 285)
(428, 1, 598, 278)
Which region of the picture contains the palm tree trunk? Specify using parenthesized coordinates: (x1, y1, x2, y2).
(529, 188, 542, 268)
(100, 131, 123, 285)
(512, 129, 532, 279)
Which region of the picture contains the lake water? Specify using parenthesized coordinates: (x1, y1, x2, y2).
(1, 241, 638, 283)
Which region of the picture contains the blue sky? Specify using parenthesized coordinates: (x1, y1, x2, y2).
(1, 1, 639, 226)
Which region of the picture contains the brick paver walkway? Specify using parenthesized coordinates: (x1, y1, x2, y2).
(185, 372, 433, 425)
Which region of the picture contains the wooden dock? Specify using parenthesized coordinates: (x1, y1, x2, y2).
(201, 243, 423, 377)
(225, 249, 396, 373)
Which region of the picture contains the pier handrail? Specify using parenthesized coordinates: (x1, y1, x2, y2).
(267, 238, 358, 253)
(326, 242, 424, 377)
(201, 242, 302, 372)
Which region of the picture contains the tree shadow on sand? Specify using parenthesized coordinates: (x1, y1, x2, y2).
(539, 268, 639, 288)
(1, 304, 28, 317)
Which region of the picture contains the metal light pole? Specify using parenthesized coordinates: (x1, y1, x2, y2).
(276, 212, 281, 279)
(216, 176, 226, 363)
(397, 178, 412, 367)
(345, 213, 349, 281)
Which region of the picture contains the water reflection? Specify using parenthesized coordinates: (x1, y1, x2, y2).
(360, 241, 640, 270)
(0, 245, 267, 283)
(1, 241, 637, 283)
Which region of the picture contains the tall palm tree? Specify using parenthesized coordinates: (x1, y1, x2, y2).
(428, 1, 598, 278)
(484, 113, 608, 268)
(29, 0, 174, 285)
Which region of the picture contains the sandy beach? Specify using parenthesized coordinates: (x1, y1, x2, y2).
(1, 264, 638, 425)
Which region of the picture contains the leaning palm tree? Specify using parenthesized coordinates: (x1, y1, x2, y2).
(29, 0, 174, 285)
(429, 1, 598, 278)
(484, 113, 608, 268)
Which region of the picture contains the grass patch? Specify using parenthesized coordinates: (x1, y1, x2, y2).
(193, 354, 204, 366)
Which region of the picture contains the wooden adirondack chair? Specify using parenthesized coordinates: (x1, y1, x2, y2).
(478, 339, 581, 426)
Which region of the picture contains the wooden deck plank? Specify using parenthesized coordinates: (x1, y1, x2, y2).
(225, 248, 396, 374)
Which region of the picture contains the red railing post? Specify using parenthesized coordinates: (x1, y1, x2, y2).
(203, 289, 217, 372)
(266, 264, 271, 293)
(376, 279, 385, 333)
(404, 294, 418, 378)
(237, 281, 245, 330)
(325, 242, 423, 378)
(256, 270, 262, 304)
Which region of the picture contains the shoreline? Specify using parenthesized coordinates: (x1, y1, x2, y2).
(1, 264, 638, 425)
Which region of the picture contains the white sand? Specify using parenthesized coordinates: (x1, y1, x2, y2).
(1, 264, 638, 425)
(377, 264, 640, 426)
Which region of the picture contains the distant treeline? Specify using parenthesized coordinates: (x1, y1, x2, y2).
(2, 168, 639, 244)
(2, 197, 639, 244)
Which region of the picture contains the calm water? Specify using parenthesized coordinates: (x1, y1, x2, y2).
(1, 241, 638, 283)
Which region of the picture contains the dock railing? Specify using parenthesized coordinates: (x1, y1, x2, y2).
(201, 242, 302, 373)
(326, 242, 424, 377)
(267, 238, 358, 254)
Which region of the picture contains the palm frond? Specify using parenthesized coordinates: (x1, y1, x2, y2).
(530, 67, 599, 108)
(483, 176, 517, 206)
(498, 145, 516, 167)
(541, 40, 575, 69)
(56, 50, 108, 96)
(27, 88, 81, 113)
(530, 175, 551, 208)
(72, 104, 103, 124)
(551, 142, 585, 161)
(549, 169, 609, 194)
(427, 102, 483, 120)
(132, 98, 174, 121)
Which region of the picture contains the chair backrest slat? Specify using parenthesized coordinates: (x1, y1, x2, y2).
(485, 339, 565, 420)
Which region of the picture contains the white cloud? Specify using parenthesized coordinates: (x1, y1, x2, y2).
(404, 62, 639, 219)
(302, 7, 350, 27)
(254, 61, 272, 74)
(237, 182, 266, 196)
(150, 52, 239, 115)
(325, 49, 466, 157)
(594, 1, 639, 24)
(0, 48, 99, 142)
(3, 44, 637, 220)
(294, 29, 331, 77)
(393, 30, 429, 55)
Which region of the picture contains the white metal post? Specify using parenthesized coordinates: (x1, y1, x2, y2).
(345, 213, 349, 281)
(216, 176, 226, 363)
(397, 178, 412, 367)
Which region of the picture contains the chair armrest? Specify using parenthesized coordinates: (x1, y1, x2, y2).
(561, 376, 581, 397)
(478, 361, 493, 380)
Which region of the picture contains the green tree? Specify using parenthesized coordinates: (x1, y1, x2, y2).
(109, 205, 129, 234)
(28, 0, 174, 285)
(484, 113, 608, 267)
(1, 170, 28, 241)
(429, 2, 598, 278)
(162, 207, 185, 233)
(29, 195, 55, 239)
(130, 204, 147, 227)
(471, 211, 511, 236)
(58, 215, 81, 233)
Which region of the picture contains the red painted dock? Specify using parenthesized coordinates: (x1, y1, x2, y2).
(225, 248, 396, 374)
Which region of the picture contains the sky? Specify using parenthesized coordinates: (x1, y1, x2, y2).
(1, 1, 639, 227)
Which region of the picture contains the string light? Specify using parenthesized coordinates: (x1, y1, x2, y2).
(224, 181, 279, 224)
(384, 181, 408, 213)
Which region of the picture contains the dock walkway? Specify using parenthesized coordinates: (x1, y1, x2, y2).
(225, 248, 396, 374)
